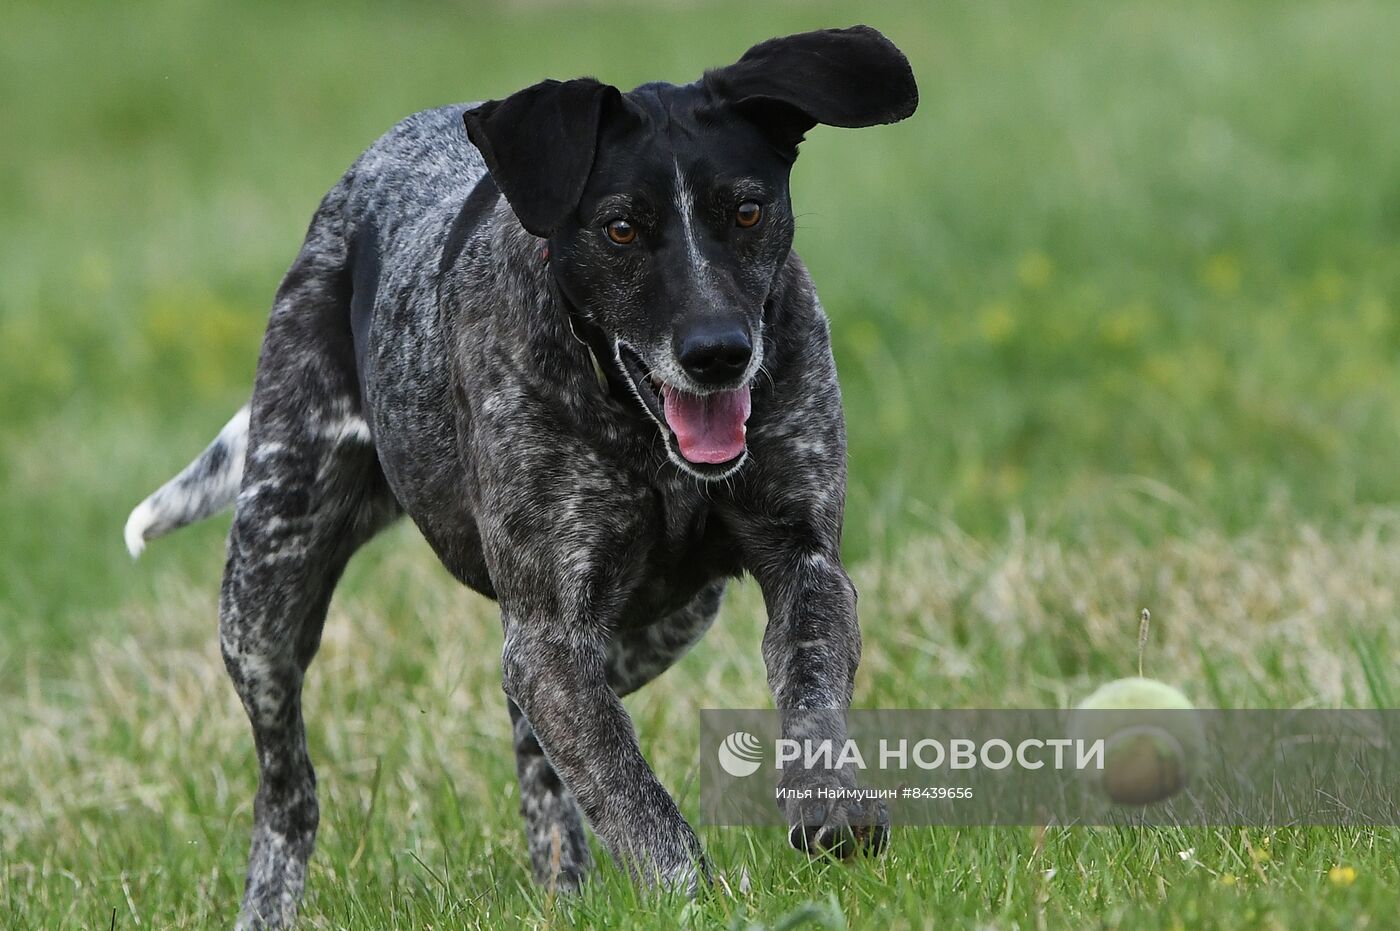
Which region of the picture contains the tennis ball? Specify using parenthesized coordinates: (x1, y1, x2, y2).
(1068, 677, 1205, 806)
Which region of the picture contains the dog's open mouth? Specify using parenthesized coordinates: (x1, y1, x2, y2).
(617, 344, 752, 468)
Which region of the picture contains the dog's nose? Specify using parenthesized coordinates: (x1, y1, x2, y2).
(675, 320, 753, 386)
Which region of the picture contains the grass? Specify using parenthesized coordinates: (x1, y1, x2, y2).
(3, 0, 1400, 926)
(7, 521, 1400, 928)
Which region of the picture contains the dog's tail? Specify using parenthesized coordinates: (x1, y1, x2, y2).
(124, 405, 251, 558)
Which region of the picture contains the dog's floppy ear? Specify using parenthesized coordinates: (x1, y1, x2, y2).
(705, 25, 918, 145)
(463, 78, 620, 236)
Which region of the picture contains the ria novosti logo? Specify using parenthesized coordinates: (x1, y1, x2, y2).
(716, 731, 1112, 778)
(717, 731, 764, 777)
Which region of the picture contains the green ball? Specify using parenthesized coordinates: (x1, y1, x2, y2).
(1068, 677, 1205, 806)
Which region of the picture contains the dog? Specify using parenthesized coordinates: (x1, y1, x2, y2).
(124, 25, 917, 929)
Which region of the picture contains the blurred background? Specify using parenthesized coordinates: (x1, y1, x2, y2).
(5, 2, 1400, 926)
(4, 0, 1400, 645)
(6, 1, 1400, 653)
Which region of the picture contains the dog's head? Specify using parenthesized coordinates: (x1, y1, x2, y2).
(465, 26, 918, 479)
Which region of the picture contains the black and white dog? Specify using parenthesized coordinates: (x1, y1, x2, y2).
(125, 26, 917, 929)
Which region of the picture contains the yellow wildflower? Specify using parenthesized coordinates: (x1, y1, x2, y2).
(1328, 865, 1357, 887)
(1016, 251, 1053, 290)
(977, 302, 1017, 345)
(1201, 253, 1241, 296)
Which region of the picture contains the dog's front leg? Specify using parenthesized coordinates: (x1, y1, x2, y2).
(500, 611, 707, 888)
(752, 547, 890, 858)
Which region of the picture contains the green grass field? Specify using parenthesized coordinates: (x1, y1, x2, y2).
(4, 0, 1400, 927)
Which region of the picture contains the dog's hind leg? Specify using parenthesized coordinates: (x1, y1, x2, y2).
(221, 234, 400, 930)
(508, 581, 724, 890)
(508, 698, 594, 890)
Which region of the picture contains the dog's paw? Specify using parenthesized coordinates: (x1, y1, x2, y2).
(785, 794, 890, 860)
(663, 857, 712, 897)
(622, 822, 711, 895)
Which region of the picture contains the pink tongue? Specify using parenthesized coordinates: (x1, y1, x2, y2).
(661, 385, 752, 464)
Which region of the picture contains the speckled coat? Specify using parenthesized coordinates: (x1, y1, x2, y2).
(125, 26, 917, 930)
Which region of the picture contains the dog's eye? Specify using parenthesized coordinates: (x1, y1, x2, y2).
(605, 218, 637, 245)
(735, 201, 763, 228)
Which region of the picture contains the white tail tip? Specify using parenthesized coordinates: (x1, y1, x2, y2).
(124, 499, 154, 559)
